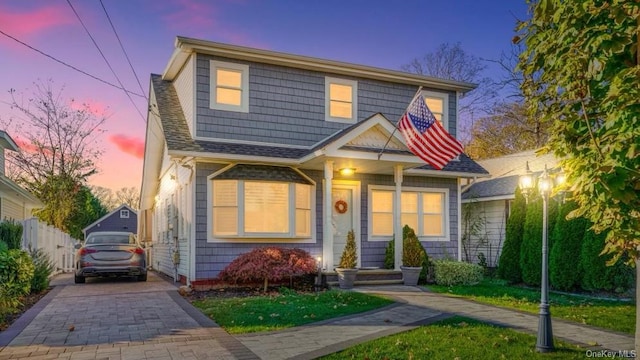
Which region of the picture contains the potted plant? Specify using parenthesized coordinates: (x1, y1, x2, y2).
(401, 227, 425, 286)
(335, 230, 358, 289)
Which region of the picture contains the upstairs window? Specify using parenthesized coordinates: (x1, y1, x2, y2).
(210, 61, 249, 112)
(325, 77, 357, 123)
(120, 209, 130, 219)
(421, 90, 449, 132)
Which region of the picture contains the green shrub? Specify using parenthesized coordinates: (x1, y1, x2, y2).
(339, 230, 358, 269)
(28, 246, 56, 293)
(403, 227, 425, 267)
(384, 225, 430, 282)
(0, 249, 35, 315)
(433, 260, 483, 286)
(549, 201, 587, 291)
(497, 187, 526, 283)
(580, 228, 635, 292)
(0, 220, 23, 250)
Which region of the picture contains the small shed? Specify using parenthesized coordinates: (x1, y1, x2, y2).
(83, 204, 137, 238)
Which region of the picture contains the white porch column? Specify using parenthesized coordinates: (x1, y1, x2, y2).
(394, 164, 403, 270)
(323, 160, 334, 270)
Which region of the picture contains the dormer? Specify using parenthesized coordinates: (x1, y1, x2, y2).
(0, 130, 19, 177)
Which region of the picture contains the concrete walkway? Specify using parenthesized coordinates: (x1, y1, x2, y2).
(0, 275, 634, 360)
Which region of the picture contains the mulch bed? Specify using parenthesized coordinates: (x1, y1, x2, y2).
(0, 288, 51, 332)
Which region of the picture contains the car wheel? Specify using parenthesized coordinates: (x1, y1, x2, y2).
(74, 274, 85, 284)
(137, 273, 147, 282)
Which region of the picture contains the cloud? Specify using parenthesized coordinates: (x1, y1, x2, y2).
(109, 135, 145, 159)
(0, 4, 74, 39)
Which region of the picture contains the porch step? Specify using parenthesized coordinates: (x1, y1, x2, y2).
(326, 279, 404, 287)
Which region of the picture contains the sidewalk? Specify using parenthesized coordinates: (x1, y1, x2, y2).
(235, 285, 635, 360)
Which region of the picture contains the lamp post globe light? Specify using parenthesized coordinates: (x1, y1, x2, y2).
(519, 162, 564, 353)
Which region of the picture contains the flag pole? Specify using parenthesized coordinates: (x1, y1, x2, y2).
(377, 86, 423, 160)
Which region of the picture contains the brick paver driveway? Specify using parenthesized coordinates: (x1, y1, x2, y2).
(0, 272, 257, 360)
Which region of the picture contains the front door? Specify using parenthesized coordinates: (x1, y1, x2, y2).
(331, 183, 359, 269)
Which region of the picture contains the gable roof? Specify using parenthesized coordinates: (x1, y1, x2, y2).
(164, 37, 476, 93)
(82, 204, 137, 233)
(462, 150, 559, 201)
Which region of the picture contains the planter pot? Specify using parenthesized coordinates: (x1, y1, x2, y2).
(401, 266, 422, 286)
(336, 268, 358, 289)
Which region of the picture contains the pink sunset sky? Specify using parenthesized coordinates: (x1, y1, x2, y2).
(0, 0, 527, 192)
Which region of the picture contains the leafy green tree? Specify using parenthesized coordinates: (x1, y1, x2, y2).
(549, 201, 587, 291)
(65, 186, 108, 240)
(518, 0, 639, 264)
(497, 187, 527, 283)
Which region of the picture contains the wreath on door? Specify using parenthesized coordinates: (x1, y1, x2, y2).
(334, 200, 348, 214)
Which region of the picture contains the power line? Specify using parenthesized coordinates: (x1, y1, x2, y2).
(0, 28, 145, 98)
(99, 0, 147, 99)
(66, 0, 147, 124)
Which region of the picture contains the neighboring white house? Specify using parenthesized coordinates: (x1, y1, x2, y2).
(0, 130, 42, 220)
(461, 150, 557, 267)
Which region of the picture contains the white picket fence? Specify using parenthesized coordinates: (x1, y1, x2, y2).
(21, 217, 78, 274)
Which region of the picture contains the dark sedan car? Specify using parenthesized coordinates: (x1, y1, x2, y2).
(75, 231, 147, 283)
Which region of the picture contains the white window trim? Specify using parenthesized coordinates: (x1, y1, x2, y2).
(325, 77, 358, 123)
(207, 177, 316, 243)
(210, 60, 249, 113)
(421, 90, 449, 133)
(120, 209, 130, 219)
(368, 185, 450, 242)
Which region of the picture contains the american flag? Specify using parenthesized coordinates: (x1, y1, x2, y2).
(398, 93, 464, 170)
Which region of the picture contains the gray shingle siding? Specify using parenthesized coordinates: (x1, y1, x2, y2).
(85, 210, 137, 237)
(193, 162, 458, 278)
(195, 55, 458, 146)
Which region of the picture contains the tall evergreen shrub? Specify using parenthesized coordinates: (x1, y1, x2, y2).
(549, 201, 587, 291)
(520, 194, 542, 286)
(580, 228, 634, 292)
(497, 187, 526, 283)
(0, 220, 23, 250)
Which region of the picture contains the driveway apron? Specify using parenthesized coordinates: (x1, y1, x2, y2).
(0, 272, 258, 360)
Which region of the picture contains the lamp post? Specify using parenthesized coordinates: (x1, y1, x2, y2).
(519, 162, 563, 353)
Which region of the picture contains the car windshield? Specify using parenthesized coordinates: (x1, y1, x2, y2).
(86, 234, 136, 246)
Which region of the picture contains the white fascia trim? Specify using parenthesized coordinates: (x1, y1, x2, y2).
(167, 37, 477, 92)
(168, 150, 301, 165)
(461, 194, 515, 203)
(404, 168, 491, 179)
(192, 136, 309, 149)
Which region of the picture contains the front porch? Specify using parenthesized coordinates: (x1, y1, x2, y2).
(323, 268, 403, 287)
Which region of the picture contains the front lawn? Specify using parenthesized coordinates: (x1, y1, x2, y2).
(192, 289, 393, 334)
(428, 279, 635, 334)
(321, 316, 586, 359)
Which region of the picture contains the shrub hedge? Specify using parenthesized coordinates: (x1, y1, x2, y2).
(434, 260, 483, 286)
(0, 249, 35, 315)
(497, 188, 526, 283)
(549, 201, 587, 291)
(0, 220, 23, 250)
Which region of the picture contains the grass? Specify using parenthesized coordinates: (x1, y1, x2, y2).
(192, 289, 393, 334)
(428, 279, 635, 334)
(321, 316, 586, 360)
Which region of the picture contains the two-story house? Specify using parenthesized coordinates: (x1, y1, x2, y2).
(139, 36, 488, 286)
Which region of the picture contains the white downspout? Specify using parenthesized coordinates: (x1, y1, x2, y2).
(458, 178, 463, 261)
(394, 165, 403, 270)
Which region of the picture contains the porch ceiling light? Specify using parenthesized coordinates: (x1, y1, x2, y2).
(339, 168, 356, 176)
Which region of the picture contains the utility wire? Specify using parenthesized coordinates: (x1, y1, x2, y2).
(66, 0, 146, 124)
(0, 28, 145, 98)
(99, 0, 147, 99)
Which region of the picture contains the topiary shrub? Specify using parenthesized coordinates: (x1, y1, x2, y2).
(218, 247, 317, 292)
(0, 249, 35, 315)
(549, 201, 587, 291)
(384, 225, 430, 282)
(0, 220, 23, 250)
(28, 246, 56, 293)
(497, 187, 526, 283)
(402, 227, 425, 267)
(433, 260, 483, 286)
(580, 228, 634, 293)
(384, 239, 394, 269)
(338, 230, 358, 269)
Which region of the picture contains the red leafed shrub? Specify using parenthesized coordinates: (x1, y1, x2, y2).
(218, 247, 317, 291)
